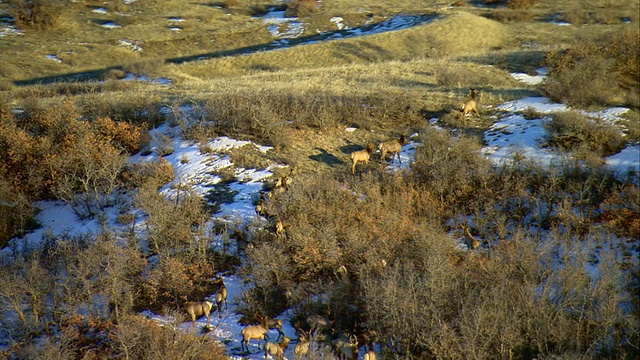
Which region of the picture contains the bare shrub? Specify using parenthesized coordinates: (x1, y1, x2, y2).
(9, 0, 64, 30)
(543, 111, 626, 159)
(226, 144, 271, 170)
(77, 93, 166, 128)
(0, 180, 37, 247)
(120, 158, 174, 189)
(411, 126, 492, 211)
(544, 29, 640, 108)
(154, 133, 175, 156)
(136, 256, 216, 313)
(111, 315, 227, 359)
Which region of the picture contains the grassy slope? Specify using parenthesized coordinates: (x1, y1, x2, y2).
(1, 1, 637, 171)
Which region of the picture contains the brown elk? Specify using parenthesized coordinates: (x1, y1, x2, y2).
(255, 199, 266, 217)
(212, 276, 228, 317)
(461, 224, 481, 250)
(460, 88, 480, 122)
(306, 314, 333, 336)
(363, 350, 377, 360)
(275, 219, 286, 240)
(350, 142, 375, 174)
(332, 334, 359, 360)
(241, 314, 270, 352)
(185, 300, 214, 328)
(282, 168, 295, 189)
(294, 326, 310, 360)
(264, 335, 290, 360)
(378, 135, 406, 164)
(254, 311, 286, 341)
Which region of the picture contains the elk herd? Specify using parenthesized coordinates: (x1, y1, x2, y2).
(181, 88, 483, 359)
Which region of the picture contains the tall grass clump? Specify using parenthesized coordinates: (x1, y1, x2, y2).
(9, 0, 64, 30)
(544, 29, 640, 108)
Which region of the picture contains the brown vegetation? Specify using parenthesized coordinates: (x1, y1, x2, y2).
(0, 1, 638, 358)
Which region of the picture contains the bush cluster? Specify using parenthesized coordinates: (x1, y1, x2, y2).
(0, 99, 147, 244)
(543, 111, 626, 163)
(544, 29, 640, 108)
(9, 0, 63, 31)
(0, 226, 226, 358)
(240, 124, 638, 358)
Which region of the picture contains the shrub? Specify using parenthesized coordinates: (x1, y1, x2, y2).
(136, 256, 215, 312)
(544, 29, 640, 108)
(120, 158, 174, 189)
(77, 93, 166, 128)
(411, 126, 492, 212)
(543, 111, 626, 159)
(226, 144, 270, 170)
(9, 0, 64, 31)
(285, 0, 318, 18)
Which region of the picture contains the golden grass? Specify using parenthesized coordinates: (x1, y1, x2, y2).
(172, 11, 508, 79)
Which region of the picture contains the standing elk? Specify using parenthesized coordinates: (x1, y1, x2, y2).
(378, 135, 406, 164)
(461, 224, 481, 250)
(185, 300, 214, 328)
(332, 334, 359, 360)
(350, 142, 375, 174)
(282, 168, 295, 189)
(363, 350, 376, 360)
(294, 327, 310, 360)
(212, 276, 227, 317)
(241, 314, 270, 353)
(275, 219, 286, 240)
(460, 88, 480, 122)
(264, 335, 290, 360)
(255, 311, 286, 341)
(306, 314, 333, 336)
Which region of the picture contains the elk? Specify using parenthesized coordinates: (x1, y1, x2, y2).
(253, 311, 286, 341)
(332, 334, 359, 360)
(363, 350, 376, 360)
(282, 168, 295, 189)
(185, 300, 214, 328)
(241, 314, 270, 352)
(275, 219, 286, 240)
(378, 135, 406, 164)
(460, 88, 480, 122)
(212, 276, 228, 317)
(264, 335, 290, 360)
(461, 224, 481, 250)
(307, 314, 333, 337)
(255, 199, 266, 217)
(294, 327, 310, 360)
(350, 142, 375, 174)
